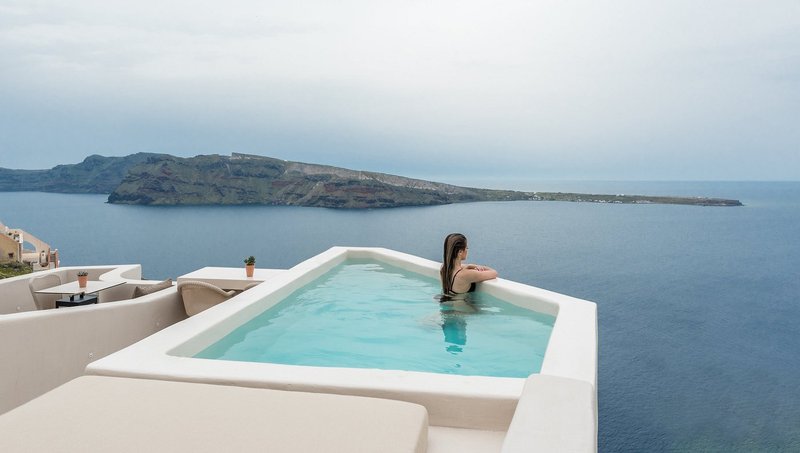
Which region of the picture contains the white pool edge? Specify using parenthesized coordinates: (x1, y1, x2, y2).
(86, 247, 597, 430)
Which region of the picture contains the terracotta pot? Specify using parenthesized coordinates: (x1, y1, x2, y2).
(245, 264, 255, 278)
(78, 275, 88, 288)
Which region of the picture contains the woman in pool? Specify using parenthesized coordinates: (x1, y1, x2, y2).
(440, 233, 498, 297)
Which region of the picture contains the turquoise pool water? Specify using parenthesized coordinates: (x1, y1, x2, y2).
(195, 260, 555, 377)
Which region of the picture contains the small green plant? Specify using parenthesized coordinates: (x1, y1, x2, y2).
(77, 271, 89, 277)
(244, 256, 256, 265)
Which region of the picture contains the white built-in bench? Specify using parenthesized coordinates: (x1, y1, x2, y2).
(501, 374, 597, 453)
(0, 376, 429, 453)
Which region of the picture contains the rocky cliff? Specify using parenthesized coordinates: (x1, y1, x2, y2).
(106, 153, 535, 208)
(0, 153, 169, 193)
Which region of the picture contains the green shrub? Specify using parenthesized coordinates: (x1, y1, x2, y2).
(0, 262, 33, 279)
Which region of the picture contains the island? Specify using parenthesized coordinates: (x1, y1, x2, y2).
(0, 153, 743, 208)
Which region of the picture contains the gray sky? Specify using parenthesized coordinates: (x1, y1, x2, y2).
(1, 0, 798, 180)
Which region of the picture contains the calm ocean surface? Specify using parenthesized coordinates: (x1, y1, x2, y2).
(2, 181, 799, 451)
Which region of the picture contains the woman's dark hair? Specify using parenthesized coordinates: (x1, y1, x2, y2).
(441, 233, 467, 294)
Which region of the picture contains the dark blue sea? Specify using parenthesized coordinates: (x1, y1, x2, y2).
(2, 181, 799, 452)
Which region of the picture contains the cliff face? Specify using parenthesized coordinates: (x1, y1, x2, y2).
(0, 153, 169, 193)
(106, 153, 533, 208)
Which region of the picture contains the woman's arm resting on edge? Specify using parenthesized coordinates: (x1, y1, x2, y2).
(462, 266, 498, 282)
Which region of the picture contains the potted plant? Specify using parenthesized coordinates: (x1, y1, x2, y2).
(244, 256, 256, 278)
(77, 271, 89, 288)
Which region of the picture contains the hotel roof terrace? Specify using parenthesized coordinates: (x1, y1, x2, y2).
(0, 247, 597, 452)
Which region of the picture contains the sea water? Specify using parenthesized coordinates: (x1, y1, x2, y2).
(195, 260, 555, 377)
(2, 181, 799, 451)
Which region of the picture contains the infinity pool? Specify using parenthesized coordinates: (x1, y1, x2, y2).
(87, 247, 596, 429)
(195, 260, 555, 377)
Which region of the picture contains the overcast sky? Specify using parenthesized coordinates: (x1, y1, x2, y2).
(1, 0, 798, 180)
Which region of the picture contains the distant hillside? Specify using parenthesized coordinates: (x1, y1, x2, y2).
(0, 153, 169, 193)
(107, 153, 536, 208)
(0, 152, 743, 208)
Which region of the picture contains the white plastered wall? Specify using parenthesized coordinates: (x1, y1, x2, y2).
(0, 266, 188, 414)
